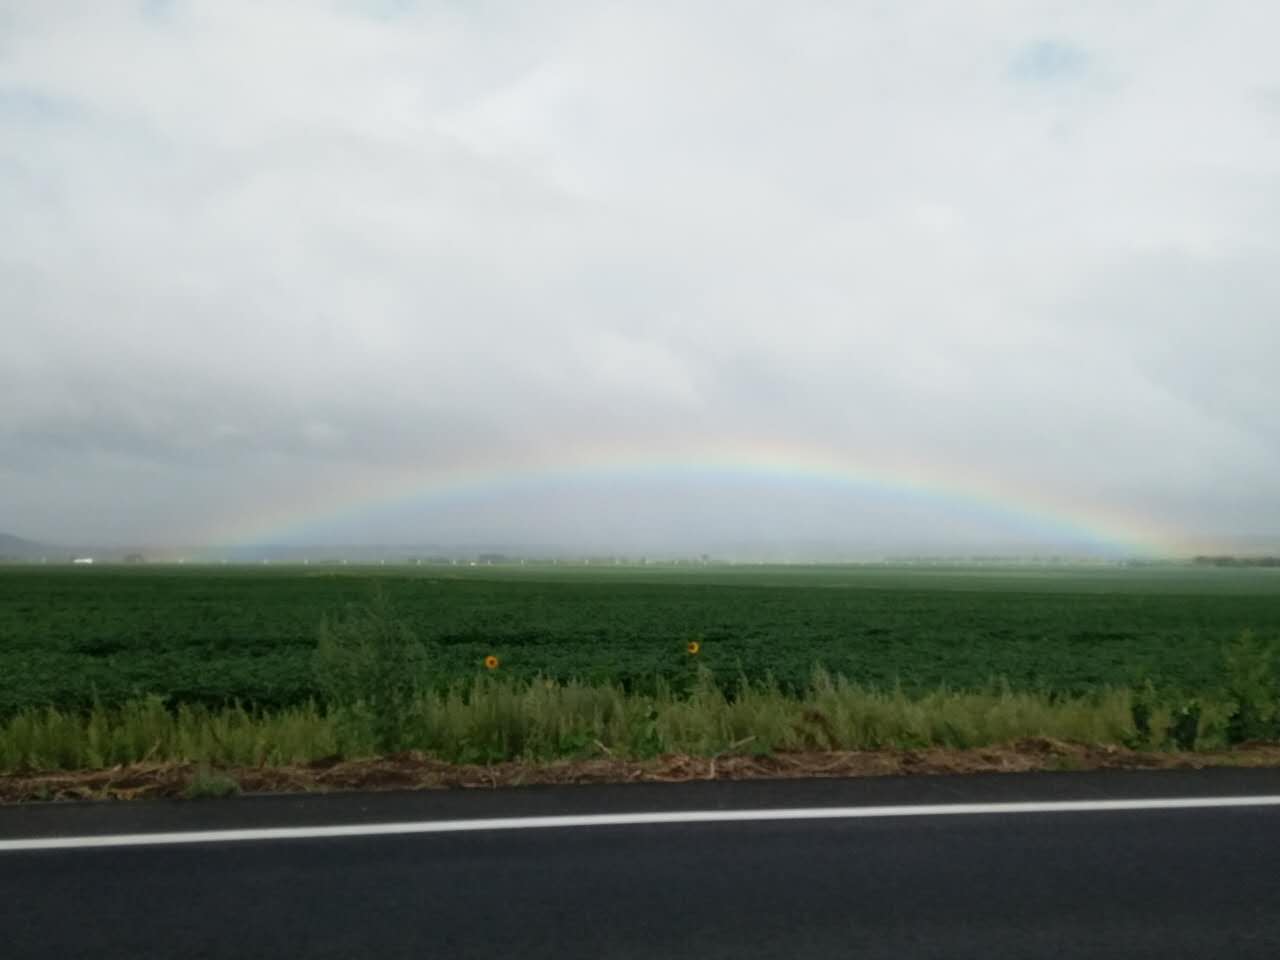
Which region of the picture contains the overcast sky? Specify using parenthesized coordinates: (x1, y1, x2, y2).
(2, 1, 1279, 555)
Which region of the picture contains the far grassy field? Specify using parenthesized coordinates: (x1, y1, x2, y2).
(3, 563, 1279, 716)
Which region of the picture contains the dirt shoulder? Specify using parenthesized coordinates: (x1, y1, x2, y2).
(6, 738, 1280, 803)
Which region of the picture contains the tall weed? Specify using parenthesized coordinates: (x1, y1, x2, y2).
(313, 592, 429, 751)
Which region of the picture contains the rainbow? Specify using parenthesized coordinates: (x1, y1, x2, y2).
(201, 439, 1190, 557)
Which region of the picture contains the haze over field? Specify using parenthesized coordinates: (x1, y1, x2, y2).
(2, 2, 1279, 556)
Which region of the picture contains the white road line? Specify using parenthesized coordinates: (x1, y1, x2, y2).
(3, 795, 1280, 853)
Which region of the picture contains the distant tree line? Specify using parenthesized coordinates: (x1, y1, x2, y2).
(1193, 555, 1280, 568)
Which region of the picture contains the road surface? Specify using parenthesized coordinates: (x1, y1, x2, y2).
(4, 769, 1280, 958)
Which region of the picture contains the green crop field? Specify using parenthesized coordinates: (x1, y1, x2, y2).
(2, 563, 1280, 717)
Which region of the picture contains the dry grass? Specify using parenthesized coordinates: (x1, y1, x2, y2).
(6, 739, 1280, 804)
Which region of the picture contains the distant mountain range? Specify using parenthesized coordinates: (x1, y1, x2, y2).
(0, 532, 48, 559)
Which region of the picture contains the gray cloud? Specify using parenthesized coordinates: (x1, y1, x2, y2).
(2, 1, 1278, 553)
(1009, 39, 1092, 84)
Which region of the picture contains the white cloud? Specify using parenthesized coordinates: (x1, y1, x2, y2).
(1, 1, 1278, 549)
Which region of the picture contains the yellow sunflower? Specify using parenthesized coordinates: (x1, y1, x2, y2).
(484, 654, 500, 670)
(686, 640, 701, 656)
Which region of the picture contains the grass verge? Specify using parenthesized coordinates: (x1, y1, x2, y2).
(2, 669, 1272, 801)
(1, 673, 1202, 774)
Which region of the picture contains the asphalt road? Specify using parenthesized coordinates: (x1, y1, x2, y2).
(4, 769, 1280, 959)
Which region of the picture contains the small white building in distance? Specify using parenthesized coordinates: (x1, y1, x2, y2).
(72, 557, 94, 565)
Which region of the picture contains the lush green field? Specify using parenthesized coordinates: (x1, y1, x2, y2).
(3, 563, 1280, 716)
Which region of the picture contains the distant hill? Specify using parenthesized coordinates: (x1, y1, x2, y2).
(0, 532, 48, 560)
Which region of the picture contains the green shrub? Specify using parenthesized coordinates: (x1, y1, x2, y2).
(1224, 630, 1279, 744)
